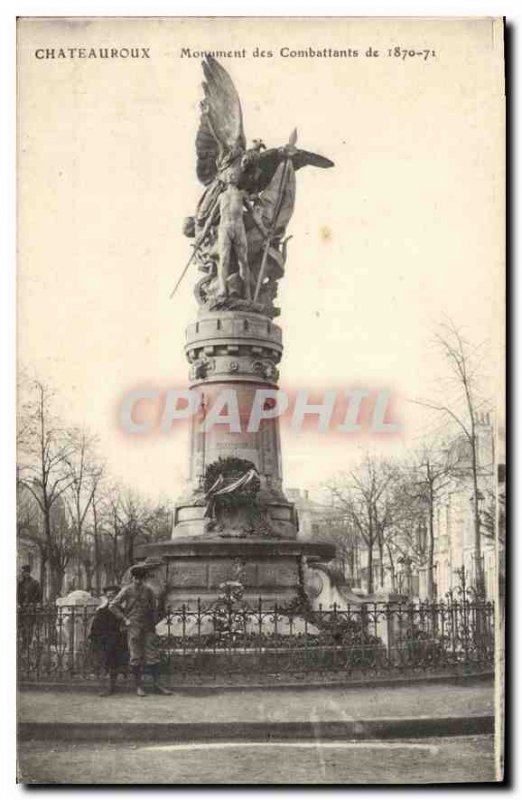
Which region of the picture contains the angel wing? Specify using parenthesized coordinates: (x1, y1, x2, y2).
(240, 147, 334, 194)
(196, 56, 246, 186)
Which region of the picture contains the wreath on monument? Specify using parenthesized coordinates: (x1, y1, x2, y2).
(204, 457, 261, 511)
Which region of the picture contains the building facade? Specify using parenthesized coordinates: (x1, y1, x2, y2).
(422, 414, 501, 601)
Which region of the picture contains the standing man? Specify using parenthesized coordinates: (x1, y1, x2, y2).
(88, 585, 129, 697)
(109, 564, 172, 697)
(17, 565, 42, 649)
(17, 565, 42, 606)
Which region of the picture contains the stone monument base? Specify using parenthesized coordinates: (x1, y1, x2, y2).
(135, 538, 335, 610)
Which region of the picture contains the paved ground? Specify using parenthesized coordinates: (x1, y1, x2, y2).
(18, 681, 493, 725)
(17, 736, 497, 784)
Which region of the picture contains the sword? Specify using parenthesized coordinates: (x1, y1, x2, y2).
(169, 193, 221, 300)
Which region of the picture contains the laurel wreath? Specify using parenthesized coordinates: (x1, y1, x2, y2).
(204, 457, 261, 511)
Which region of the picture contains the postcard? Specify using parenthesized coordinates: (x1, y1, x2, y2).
(16, 16, 505, 785)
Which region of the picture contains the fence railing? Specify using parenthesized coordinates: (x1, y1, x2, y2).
(17, 595, 495, 683)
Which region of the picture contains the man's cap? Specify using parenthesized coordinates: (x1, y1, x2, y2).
(102, 584, 120, 594)
(130, 564, 150, 577)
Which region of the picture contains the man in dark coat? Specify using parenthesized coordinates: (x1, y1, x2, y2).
(18, 565, 42, 605)
(88, 585, 129, 697)
(17, 565, 42, 648)
(109, 564, 172, 697)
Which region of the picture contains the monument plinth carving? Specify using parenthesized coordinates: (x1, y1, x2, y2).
(138, 56, 335, 609)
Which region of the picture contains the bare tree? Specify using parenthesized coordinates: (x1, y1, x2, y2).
(90, 485, 125, 585)
(114, 489, 172, 567)
(382, 478, 425, 593)
(63, 429, 104, 587)
(94, 486, 173, 583)
(309, 512, 360, 583)
(17, 373, 174, 597)
(394, 444, 458, 599)
(17, 378, 77, 598)
(17, 481, 47, 589)
(90, 479, 105, 595)
(413, 322, 491, 596)
(329, 456, 398, 594)
(373, 486, 400, 591)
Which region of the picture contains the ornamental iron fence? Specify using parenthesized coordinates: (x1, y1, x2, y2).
(17, 592, 495, 684)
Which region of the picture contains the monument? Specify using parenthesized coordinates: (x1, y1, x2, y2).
(137, 56, 335, 611)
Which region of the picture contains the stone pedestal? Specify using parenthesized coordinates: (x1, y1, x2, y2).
(138, 307, 334, 611)
(172, 309, 296, 540)
(137, 539, 334, 610)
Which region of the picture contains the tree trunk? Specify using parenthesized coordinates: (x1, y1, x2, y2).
(76, 528, 83, 586)
(43, 509, 58, 600)
(92, 500, 101, 595)
(49, 556, 65, 599)
(367, 541, 374, 594)
(366, 502, 374, 594)
(124, 528, 136, 569)
(348, 547, 355, 580)
(386, 543, 396, 592)
(378, 539, 385, 589)
(93, 533, 101, 595)
(111, 529, 119, 583)
(426, 463, 435, 601)
(470, 429, 484, 596)
(83, 564, 94, 592)
(38, 547, 48, 601)
(426, 520, 435, 600)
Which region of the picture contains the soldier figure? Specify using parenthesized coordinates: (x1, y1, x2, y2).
(217, 163, 250, 299)
(109, 564, 172, 697)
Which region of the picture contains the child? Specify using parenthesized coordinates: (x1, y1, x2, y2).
(88, 585, 129, 697)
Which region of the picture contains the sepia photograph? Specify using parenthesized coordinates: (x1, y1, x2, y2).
(15, 15, 505, 785)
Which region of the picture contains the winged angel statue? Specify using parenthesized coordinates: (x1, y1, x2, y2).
(173, 56, 334, 317)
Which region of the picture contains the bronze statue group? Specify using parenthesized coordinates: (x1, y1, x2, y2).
(171, 55, 333, 316)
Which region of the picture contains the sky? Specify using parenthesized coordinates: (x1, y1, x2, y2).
(17, 17, 504, 502)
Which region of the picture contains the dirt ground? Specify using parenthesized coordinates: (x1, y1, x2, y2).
(18, 736, 497, 784)
(18, 681, 494, 725)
